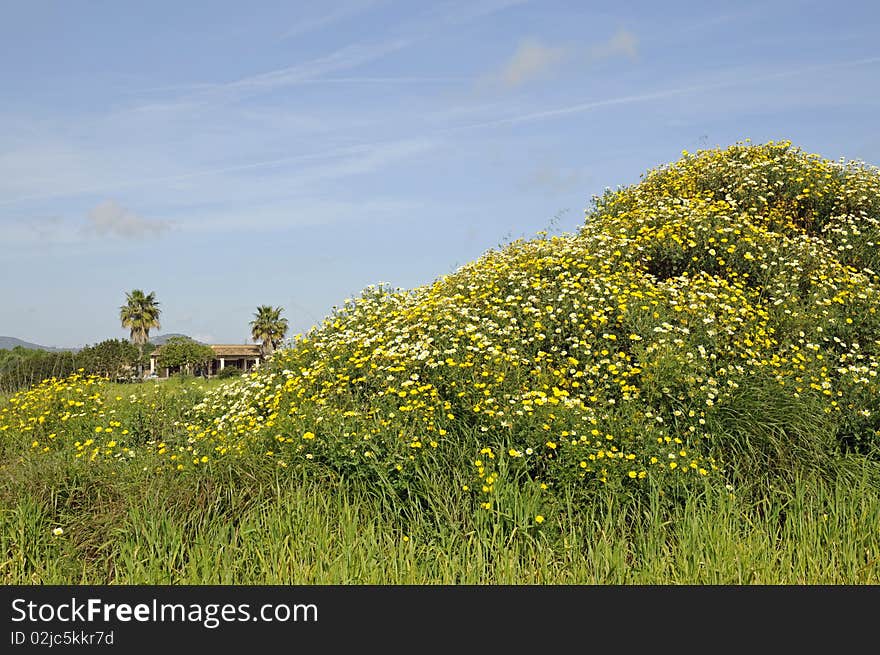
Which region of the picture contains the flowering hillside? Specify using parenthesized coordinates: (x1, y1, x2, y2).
(172, 140, 878, 500)
(5, 141, 879, 511)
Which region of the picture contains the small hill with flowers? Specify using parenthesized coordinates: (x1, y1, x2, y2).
(4, 141, 879, 518)
(168, 140, 879, 507)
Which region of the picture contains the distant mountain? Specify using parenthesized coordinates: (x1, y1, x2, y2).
(0, 336, 76, 352)
(149, 333, 202, 345)
(0, 333, 205, 353)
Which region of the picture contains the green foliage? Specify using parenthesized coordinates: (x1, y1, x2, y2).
(0, 340, 150, 393)
(216, 365, 244, 379)
(119, 289, 161, 350)
(155, 336, 214, 374)
(75, 339, 142, 380)
(1, 445, 878, 583)
(0, 348, 79, 394)
(249, 305, 288, 357)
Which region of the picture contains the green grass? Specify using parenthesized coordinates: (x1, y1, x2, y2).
(2, 437, 878, 584)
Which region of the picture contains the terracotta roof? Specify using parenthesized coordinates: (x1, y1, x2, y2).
(150, 344, 261, 357)
(209, 344, 262, 357)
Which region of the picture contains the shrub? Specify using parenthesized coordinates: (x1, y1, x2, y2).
(216, 366, 244, 379)
(155, 337, 214, 376)
(4, 141, 879, 519)
(169, 141, 880, 512)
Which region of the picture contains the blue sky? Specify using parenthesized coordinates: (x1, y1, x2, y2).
(1, 0, 878, 348)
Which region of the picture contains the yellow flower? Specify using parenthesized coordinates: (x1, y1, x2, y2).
(302, 431, 316, 440)
(535, 515, 545, 524)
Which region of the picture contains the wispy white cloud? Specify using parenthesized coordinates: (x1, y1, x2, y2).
(148, 138, 441, 213)
(482, 28, 637, 91)
(5, 216, 68, 244)
(4, 52, 877, 214)
(496, 39, 570, 88)
(291, 137, 438, 184)
(280, 0, 389, 40)
(276, 75, 469, 84)
(225, 39, 414, 94)
(460, 55, 880, 130)
(5, 196, 418, 246)
(442, 0, 531, 24)
(589, 28, 639, 63)
(82, 200, 172, 239)
(129, 69, 461, 96)
(127, 37, 414, 112)
(176, 197, 419, 234)
(0, 137, 437, 207)
(129, 1, 530, 107)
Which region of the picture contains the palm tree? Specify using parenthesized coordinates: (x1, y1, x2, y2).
(250, 305, 288, 358)
(119, 289, 161, 375)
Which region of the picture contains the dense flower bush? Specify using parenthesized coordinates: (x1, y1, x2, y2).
(4, 141, 878, 512)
